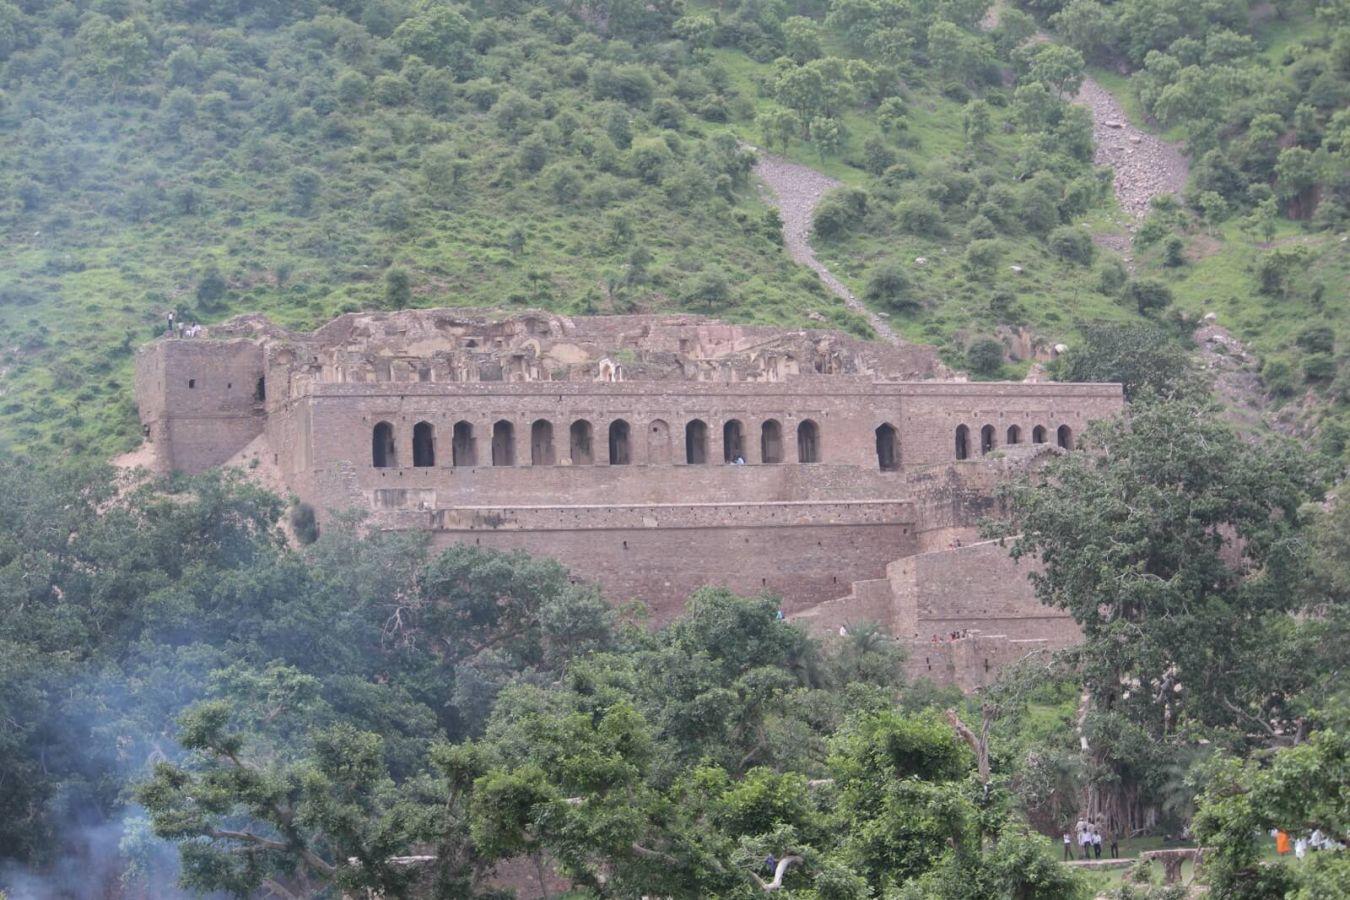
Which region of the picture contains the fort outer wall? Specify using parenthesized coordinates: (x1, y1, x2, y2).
(133, 333, 1122, 659)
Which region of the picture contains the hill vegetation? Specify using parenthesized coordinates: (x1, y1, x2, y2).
(0, 0, 1345, 465)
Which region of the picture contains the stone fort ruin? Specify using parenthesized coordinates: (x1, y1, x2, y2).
(133, 310, 1123, 688)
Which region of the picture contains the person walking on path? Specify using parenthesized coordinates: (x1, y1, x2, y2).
(1063, 831, 1073, 861)
(1092, 828, 1102, 859)
(1110, 835, 1119, 858)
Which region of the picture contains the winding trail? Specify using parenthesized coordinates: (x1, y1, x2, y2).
(749, 11, 1190, 343)
(749, 148, 902, 344)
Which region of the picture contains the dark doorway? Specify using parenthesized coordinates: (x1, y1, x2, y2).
(1057, 425, 1073, 450)
(570, 420, 593, 465)
(955, 425, 970, 460)
(1032, 425, 1047, 444)
(761, 419, 783, 464)
(876, 423, 899, 471)
(980, 424, 995, 455)
(608, 419, 631, 465)
(492, 420, 514, 466)
(531, 420, 555, 465)
(1006, 425, 1022, 445)
(452, 421, 476, 466)
(685, 419, 708, 464)
(797, 420, 820, 463)
(412, 421, 435, 467)
(723, 419, 745, 463)
(372, 421, 397, 468)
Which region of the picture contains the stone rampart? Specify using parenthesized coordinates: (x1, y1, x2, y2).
(131, 312, 1121, 680)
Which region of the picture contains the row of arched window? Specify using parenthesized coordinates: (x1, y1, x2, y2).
(953, 423, 1073, 460)
(371, 417, 851, 469)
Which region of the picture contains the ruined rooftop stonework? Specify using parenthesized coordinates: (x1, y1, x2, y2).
(134, 310, 1125, 687)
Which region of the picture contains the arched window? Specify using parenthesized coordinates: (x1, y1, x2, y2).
(797, 419, 820, 463)
(253, 377, 266, 402)
(452, 421, 476, 467)
(761, 419, 783, 464)
(1057, 425, 1073, 450)
(955, 425, 970, 460)
(412, 421, 435, 467)
(608, 419, 631, 465)
(570, 420, 593, 465)
(1032, 425, 1047, 444)
(1006, 425, 1022, 445)
(685, 419, 708, 464)
(876, 423, 899, 471)
(648, 419, 671, 465)
(980, 425, 996, 455)
(723, 419, 745, 464)
(372, 421, 397, 468)
(531, 420, 555, 465)
(492, 420, 514, 466)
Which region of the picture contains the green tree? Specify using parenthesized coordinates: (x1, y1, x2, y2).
(289, 167, 322, 215)
(998, 396, 1319, 741)
(1024, 44, 1086, 100)
(864, 261, 917, 312)
(812, 117, 843, 162)
(967, 338, 1006, 376)
(384, 266, 411, 309)
(784, 16, 824, 63)
(74, 14, 150, 93)
(963, 99, 992, 148)
(1055, 323, 1194, 400)
(1125, 278, 1173, 315)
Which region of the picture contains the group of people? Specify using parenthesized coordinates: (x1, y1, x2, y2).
(1064, 820, 1116, 861)
(165, 311, 203, 338)
(931, 629, 971, 643)
(1273, 828, 1344, 859)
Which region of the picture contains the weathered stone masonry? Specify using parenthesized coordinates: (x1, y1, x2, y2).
(133, 310, 1124, 685)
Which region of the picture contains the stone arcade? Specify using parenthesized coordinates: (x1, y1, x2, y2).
(133, 310, 1124, 688)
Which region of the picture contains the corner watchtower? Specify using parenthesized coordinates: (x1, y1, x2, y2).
(133, 338, 266, 474)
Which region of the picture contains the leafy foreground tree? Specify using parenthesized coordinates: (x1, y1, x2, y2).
(993, 395, 1340, 834)
(1192, 699, 1350, 899)
(0, 459, 1081, 896)
(142, 672, 1086, 898)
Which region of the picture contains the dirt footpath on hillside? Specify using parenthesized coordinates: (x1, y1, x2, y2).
(749, 148, 902, 344)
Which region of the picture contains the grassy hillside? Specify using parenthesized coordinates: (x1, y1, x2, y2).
(0, 0, 1345, 465)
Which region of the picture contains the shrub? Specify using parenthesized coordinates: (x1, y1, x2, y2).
(684, 269, 731, 309)
(1048, 226, 1095, 265)
(1125, 278, 1173, 316)
(371, 187, 413, 230)
(1096, 258, 1127, 295)
(814, 187, 869, 239)
(1303, 353, 1335, 382)
(195, 265, 227, 309)
(384, 266, 412, 309)
(517, 134, 549, 174)
(863, 262, 918, 312)
(862, 136, 897, 176)
(964, 239, 1002, 278)
(967, 338, 1005, 376)
(896, 197, 944, 236)
(1261, 358, 1296, 398)
(1161, 235, 1186, 267)
(1296, 326, 1335, 355)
